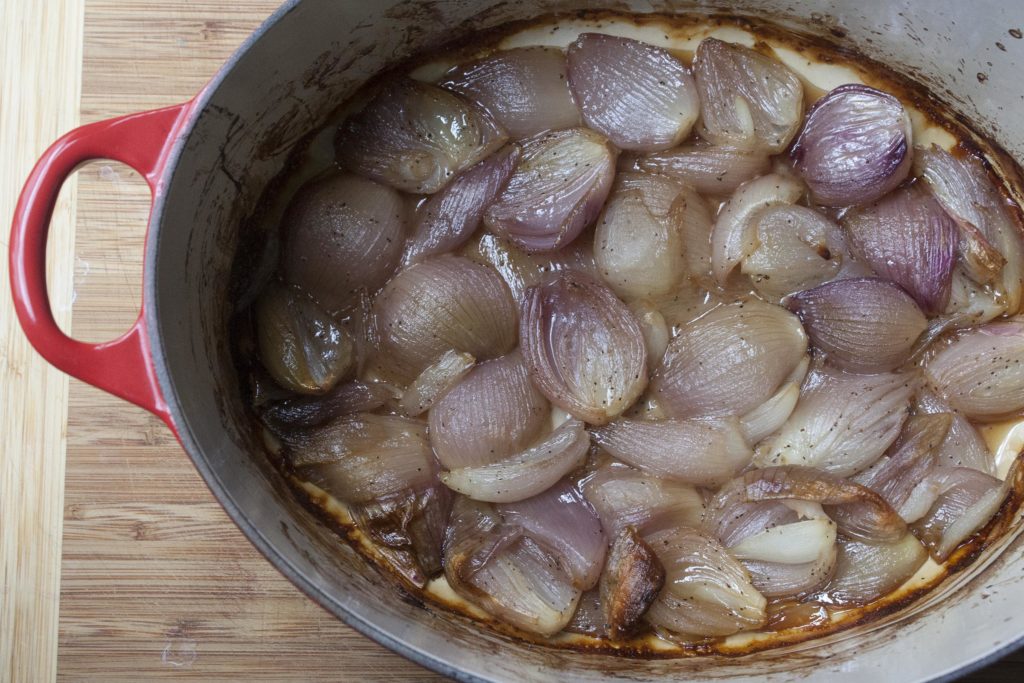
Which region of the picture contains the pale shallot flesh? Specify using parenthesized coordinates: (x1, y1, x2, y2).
(242, 26, 1024, 647)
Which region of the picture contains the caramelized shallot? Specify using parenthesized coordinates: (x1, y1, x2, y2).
(916, 144, 1024, 310)
(404, 145, 520, 264)
(711, 173, 804, 283)
(336, 78, 508, 194)
(520, 271, 648, 425)
(255, 284, 355, 395)
(843, 185, 958, 315)
(281, 174, 405, 315)
(499, 479, 607, 589)
(645, 527, 767, 637)
(600, 527, 666, 638)
(441, 47, 581, 138)
(741, 206, 847, 302)
(693, 38, 804, 153)
(791, 84, 912, 207)
(373, 255, 518, 382)
(651, 299, 808, 419)
(592, 416, 752, 487)
(756, 367, 916, 476)
(429, 352, 549, 470)
(820, 533, 928, 606)
(631, 142, 771, 196)
(444, 497, 581, 635)
(567, 33, 699, 152)
(440, 419, 590, 503)
(786, 278, 928, 373)
(485, 128, 616, 251)
(924, 321, 1024, 421)
(583, 463, 705, 536)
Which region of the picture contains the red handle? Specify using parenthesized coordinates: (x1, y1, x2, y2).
(9, 102, 194, 427)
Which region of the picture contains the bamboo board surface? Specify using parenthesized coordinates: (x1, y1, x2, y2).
(0, 0, 1021, 681)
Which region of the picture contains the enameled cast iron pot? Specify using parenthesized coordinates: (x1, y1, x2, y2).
(11, 1, 1024, 680)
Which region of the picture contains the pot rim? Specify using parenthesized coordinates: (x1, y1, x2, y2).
(140, 1, 1024, 680)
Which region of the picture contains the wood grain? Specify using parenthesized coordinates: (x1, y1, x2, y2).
(59, 1, 442, 680)
(0, 0, 1020, 681)
(0, 2, 83, 682)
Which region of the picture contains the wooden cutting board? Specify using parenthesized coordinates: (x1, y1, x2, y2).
(0, 0, 1021, 681)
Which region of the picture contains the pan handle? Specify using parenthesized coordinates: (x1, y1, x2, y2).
(8, 102, 194, 426)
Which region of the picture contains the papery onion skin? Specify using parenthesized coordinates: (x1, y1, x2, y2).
(429, 351, 549, 470)
(756, 367, 916, 477)
(791, 84, 912, 207)
(499, 479, 607, 589)
(567, 33, 699, 152)
(820, 533, 928, 606)
(600, 526, 666, 639)
(645, 527, 767, 637)
(711, 173, 804, 284)
(255, 284, 355, 395)
(281, 174, 406, 315)
(925, 321, 1024, 421)
(916, 144, 1023, 310)
(485, 128, 617, 252)
(373, 255, 518, 382)
(707, 466, 907, 543)
(742, 205, 846, 302)
(441, 47, 581, 139)
(693, 38, 804, 153)
(582, 464, 705, 537)
(631, 143, 771, 196)
(592, 416, 752, 487)
(651, 299, 807, 419)
(444, 497, 580, 636)
(440, 419, 590, 503)
(520, 271, 648, 425)
(335, 78, 508, 194)
(786, 278, 928, 373)
(843, 185, 958, 315)
(398, 349, 475, 417)
(404, 145, 520, 265)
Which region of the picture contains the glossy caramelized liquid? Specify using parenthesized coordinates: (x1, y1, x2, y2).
(236, 11, 1024, 656)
